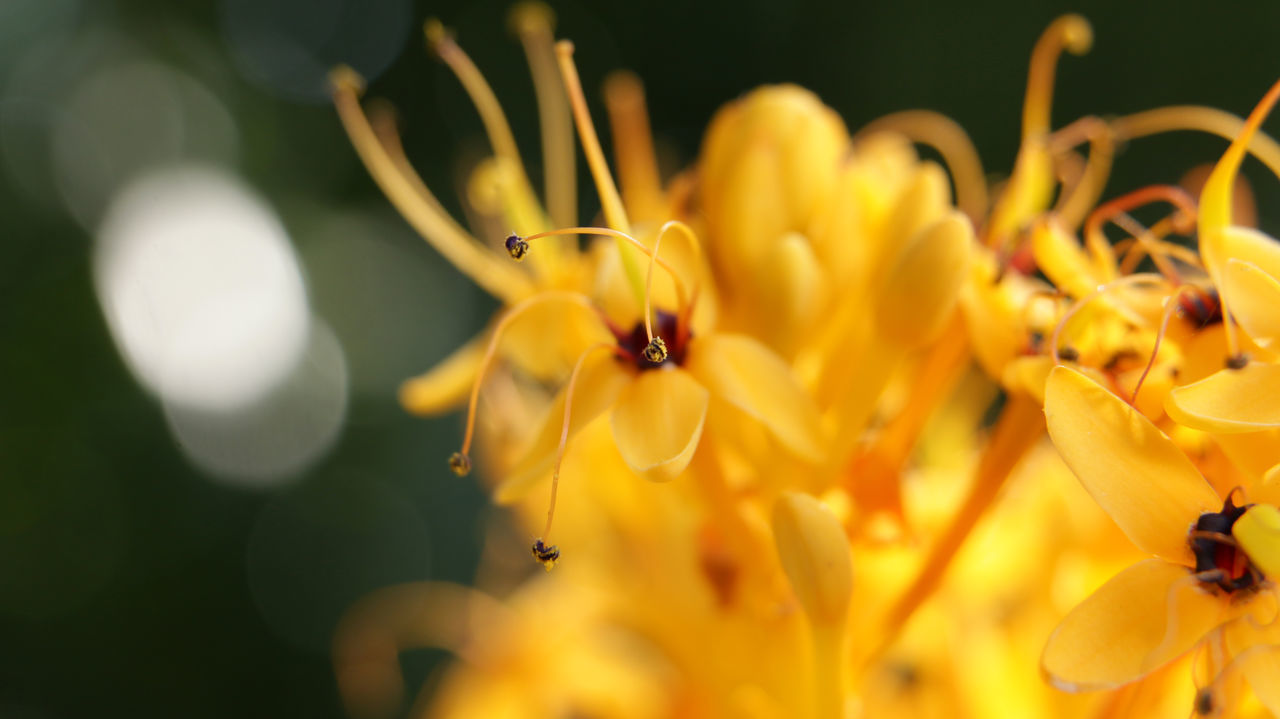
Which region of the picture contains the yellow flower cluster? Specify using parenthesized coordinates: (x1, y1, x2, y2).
(328, 7, 1280, 718)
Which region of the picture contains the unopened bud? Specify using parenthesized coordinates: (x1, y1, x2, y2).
(771, 491, 853, 625)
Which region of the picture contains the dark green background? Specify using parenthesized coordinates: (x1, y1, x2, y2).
(4, 1, 1279, 717)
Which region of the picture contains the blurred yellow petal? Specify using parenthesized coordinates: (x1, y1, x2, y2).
(1222, 259, 1280, 348)
(496, 357, 632, 503)
(1233, 504, 1280, 580)
(1041, 559, 1222, 691)
(772, 492, 853, 625)
(1166, 364, 1280, 433)
(685, 333, 824, 461)
(875, 211, 974, 348)
(1045, 366, 1220, 564)
(399, 336, 483, 416)
(1032, 216, 1105, 299)
(610, 368, 709, 482)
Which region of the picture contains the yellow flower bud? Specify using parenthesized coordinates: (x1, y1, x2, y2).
(771, 491, 853, 625)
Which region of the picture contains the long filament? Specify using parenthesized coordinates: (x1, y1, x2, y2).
(1084, 185, 1197, 284)
(604, 71, 666, 223)
(1049, 115, 1114, 231)
(457, 291, 600, 462)
(1111, 105, 1280, 184)
(1022, 14, 1092, 140)
(1131, 284, 1198, 405)
(425, 21, 544, 227)
(1049, 274, 1169, 365)
(510, 3, 577, 229)
(555, 41, 646, 302)
(543, 342, 625, 540)
(521, 225, 698, 337)
(330, 67, 534, 302)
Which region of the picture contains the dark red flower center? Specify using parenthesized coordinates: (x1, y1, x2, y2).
(1190, 493, 1258, 593)
(612, 311, 689, 370)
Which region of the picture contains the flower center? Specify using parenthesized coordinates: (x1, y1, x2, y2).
(613, 311, 688, 369)
(1190, 494, 1259, 593)
(1177, 287, 1223, 328)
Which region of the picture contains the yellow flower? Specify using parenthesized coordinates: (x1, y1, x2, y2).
(1042, 365, 1280, 713)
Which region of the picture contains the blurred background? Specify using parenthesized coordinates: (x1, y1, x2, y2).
(3, 0, 1279, 716)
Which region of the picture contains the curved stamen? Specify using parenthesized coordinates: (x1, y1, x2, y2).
(855, 110, 989, 225)
(541, 342, 627, 546)
(454, 291, 603, 474)
(1022, 14, 1092, 141)
(330, 67, 534, 302)
(509, 3, 577, 229)
(1111, 105, 1280, 185)
(604, 71, 666, 224)
(425, 21, 547, 234)
(1049, 116, 1114, 231)
(1049, 274, 1170, 365)
(1085, 185, 1198, 285)
(1131, 284, 1200, 405)
(556, 41, 646, 302)
(515, 225, 700, 347)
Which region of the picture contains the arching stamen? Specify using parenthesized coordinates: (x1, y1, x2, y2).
(1049, 274, 1170, 365)
(1132, 284, 1206, 404)
(537, 342, 627, 561)
(1196, 634, 1280, 716)
(604, 71, 666, 224)
(1114, 218, 1203, 275)
(454, 291, 601, 475)
(1049, 116, 1114, 231)
(1111, 105, 1280, 185)
(555, 41, 646, 301)
(856, 110, 988, 224)
(509, 3, 577, 229)
(1022, 15, 1092, 141)
(513, 225, 700, 348)
(1085, 185, 1198, 284)
(425, 21, 547, 234)
(329, 67, 534, 303)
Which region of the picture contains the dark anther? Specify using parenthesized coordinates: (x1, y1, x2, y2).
(448, 452, 471, 477)
(642, 336, 668, 364)
(531, 538, 560, 571)
(1058, 346, 1080, 362)
(1190, 493, 1258, 593)
(1226, 353, 1249, 370)
(505, 234, 530, 260)
(1195, 688, 1214, 716)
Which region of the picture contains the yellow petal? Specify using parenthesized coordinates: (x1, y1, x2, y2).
(1045, 366, 1220, 564)
(610, 368, 708, 482)
(399, 335, 483, 416)
(875, 210, 974, 348)
(771, 492, 853, 625)
(685, 333, 824, 461)
(1041, 559, 1223, 691)
(1222, 258, 1280, 348)
(1166, 364, 1280, 433)
(1233, 504, 1280, 580)
(1225, 617, 1280, 716)
(496, 357, 631, 503)
(1032, 216, 1104, 299)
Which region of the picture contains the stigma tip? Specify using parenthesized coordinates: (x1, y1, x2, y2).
(505, 234, 530, 260)
(642, 336, 668, 364)
(448, 452, 472, 477)
(531, 538, 560, 570)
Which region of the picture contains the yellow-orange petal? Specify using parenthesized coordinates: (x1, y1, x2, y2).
(684, 333, 824, 461)
(610, 368, 708, 482)
(1041, 559, 1223, 691)
(399, 335, 483, 416)
(495, 356, 631, 503)
(771, 492, 853, 625)
(1045, 366, 1220, 564)
(875, 210, 974, 348)
(1222, 259, 1280, 348)
(1233, 504, 1280, 580)
(1166, 364, 1280, 434)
